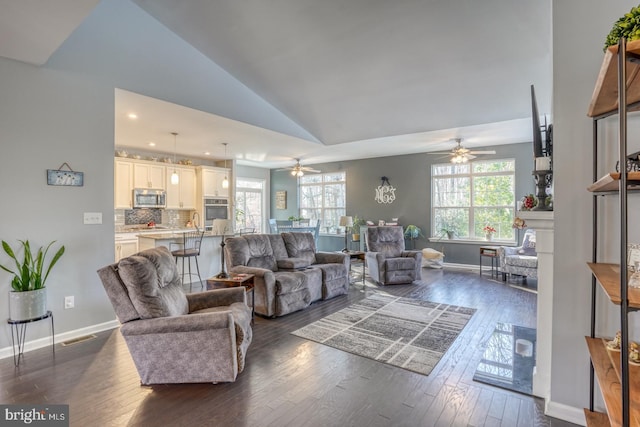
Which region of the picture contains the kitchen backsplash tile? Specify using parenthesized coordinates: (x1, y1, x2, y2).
(124, 209, 162, 225)
(115, 209, 194, 228)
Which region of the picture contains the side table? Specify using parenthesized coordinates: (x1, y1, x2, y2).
(479, 246, 500, 279)
(206, 274, 255, 322)
(342, 250, 366, 287)
(8, 310, 55, 366)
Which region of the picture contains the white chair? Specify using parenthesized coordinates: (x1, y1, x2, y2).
(498, 229, 537, 281)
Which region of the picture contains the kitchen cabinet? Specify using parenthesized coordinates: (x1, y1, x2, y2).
(585, 38, 640, 427)
(114, 159, 133, 209)
(115, 238, 137, 262)
(133, 162, 165, 189)
(166, 166, 196, 209)
(198, 166, 230, 198)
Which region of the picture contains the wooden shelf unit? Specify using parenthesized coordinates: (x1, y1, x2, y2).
(585, 337, 640, 427)
(588, 172, 640, 192)
(584, 409, 612, 427)
(588, 263, 640, 309)
(588, 39, 640, 118)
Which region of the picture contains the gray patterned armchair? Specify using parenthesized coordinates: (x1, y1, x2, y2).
(498, 229, 537, 281)
(97, 246, 252, 385)
(364, 226, 422, 285)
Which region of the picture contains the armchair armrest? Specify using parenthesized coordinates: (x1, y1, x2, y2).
(187, 287, 246, 313)
(316, 251, 349, 267)
(120, 311, 233, 336)
(401, 250, 422, 260)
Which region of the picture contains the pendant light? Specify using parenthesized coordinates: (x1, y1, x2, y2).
(222, 143, 229, 189)
(170, 132, 179, 185)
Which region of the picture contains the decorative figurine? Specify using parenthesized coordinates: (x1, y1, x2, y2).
(607, 330, 622, 351)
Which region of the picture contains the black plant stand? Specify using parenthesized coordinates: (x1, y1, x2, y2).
(8, 310, 54, 366)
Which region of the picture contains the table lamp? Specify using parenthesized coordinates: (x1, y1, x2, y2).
(339, 215, 353, 252)
(212, 219, 232, 278)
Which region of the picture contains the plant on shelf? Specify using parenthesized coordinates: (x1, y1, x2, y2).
(0, 240, 65, 321)
(520, 194, 537, 211)
(439, 227, 456, 240)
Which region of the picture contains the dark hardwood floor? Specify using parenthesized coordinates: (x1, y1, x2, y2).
(0, 268, 578, 427)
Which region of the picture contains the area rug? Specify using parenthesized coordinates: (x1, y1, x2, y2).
(473, 322, 536, 395)
(291, 293, 476, 376)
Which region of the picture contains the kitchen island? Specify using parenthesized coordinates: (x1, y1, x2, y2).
(138, 231, 227, 284)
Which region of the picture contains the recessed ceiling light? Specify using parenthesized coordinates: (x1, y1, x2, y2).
(127, 113, 138, 119)
(148, 142, 156, 147)
(204, 152, 211, 156)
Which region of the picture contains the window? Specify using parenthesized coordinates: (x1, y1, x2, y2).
(431, 159, 515, 240)
(235, 178, 265, 233)
(299, 172, 346, 233)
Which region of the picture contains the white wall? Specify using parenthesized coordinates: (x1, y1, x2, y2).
(0, 0, 309, 350)
(551, 0, 640, 418)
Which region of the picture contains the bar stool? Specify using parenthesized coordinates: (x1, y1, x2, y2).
(170, 229, 205, 290)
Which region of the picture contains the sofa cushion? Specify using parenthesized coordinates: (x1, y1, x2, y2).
(117, 246, 189, 319)
(268, 234, 289, 260)
(366, 226, 404, 257)
(281, 232, 317, 265)
(518, 231, 537, 256)
(273, 271, 308, 295)
(385, 257, 417, 271)
(277, 258, 311, 270)
(226, 234, 278, 271)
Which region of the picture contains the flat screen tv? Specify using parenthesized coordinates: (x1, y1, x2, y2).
(531, 84, 552, 159)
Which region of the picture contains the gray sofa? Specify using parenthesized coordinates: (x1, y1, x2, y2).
(97, 246, 252, 384)
(365, 226, 422, 285)
(225, 232, 350, 317)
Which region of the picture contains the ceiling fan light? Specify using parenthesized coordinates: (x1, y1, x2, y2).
(291, 169, 297, 176)
(297, 170, 304, 177)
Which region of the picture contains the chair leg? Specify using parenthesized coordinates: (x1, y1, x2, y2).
(188, 257, 193, 292)
(194, 256, 203, 288)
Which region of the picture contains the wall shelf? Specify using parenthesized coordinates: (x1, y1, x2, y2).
(588, 39, 640, 118)
(588, 172, 640, 192)
(588, 263, 640, 309)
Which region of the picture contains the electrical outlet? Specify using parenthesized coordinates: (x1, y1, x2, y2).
(64, 296, 74, 309)
(83, 212, 102, 225)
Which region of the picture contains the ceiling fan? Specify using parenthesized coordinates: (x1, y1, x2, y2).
(277, 159, 321, 177)
(430, 138, 496, 163)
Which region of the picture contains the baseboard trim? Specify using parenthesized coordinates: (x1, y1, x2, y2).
(442, 262, 478, 271)
(0, 319, 119, 360)
(545, 400, 586, 426)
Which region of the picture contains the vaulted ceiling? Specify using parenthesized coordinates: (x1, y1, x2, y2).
(0, 0, 552, 167)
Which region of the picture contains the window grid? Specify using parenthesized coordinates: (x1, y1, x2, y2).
(235, 178, 265, 233)
(432, 159, 515, 240)
(299, 172, 346, 233)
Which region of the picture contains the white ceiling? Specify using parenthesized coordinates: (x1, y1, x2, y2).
(1, 0, 552, 169)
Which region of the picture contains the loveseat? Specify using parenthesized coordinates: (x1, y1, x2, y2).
(225, 232, 350, 317)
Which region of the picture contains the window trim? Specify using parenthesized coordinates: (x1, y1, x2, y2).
(299, 171, 346, 234)
(235, 177, 266, 233)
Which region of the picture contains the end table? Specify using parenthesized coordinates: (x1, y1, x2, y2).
(206, 274, 255, 322)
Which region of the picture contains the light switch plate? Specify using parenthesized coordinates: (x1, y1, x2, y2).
(83, 212, 102, 225)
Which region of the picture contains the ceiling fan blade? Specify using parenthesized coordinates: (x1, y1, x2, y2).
(468, 150, 496, 155)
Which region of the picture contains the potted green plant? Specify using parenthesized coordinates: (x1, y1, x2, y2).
(404, 225, 424, 249)
(440, 227, 456, 240)
(0, 240, 65, 321)
(351, 215, 366, 242)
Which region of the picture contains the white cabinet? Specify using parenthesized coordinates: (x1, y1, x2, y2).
(115, 239, 137, 262)
(166, 166, 196, 209)
(114, 160, 133, 209)
(198, 166, 230, 198)
(133, 163, 165, 189)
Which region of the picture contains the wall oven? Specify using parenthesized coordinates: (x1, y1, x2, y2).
(133, 189, 166, 209)
(204, 198, 229, 230)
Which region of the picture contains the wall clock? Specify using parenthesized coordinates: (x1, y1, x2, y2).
(47, 163, 84, 187)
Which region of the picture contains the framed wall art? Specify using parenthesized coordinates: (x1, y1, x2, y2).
(47, 163, 84, 187)
(276, 190, 287, 210)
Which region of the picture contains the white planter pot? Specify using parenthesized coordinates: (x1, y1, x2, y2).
(9, 288, 47, 321)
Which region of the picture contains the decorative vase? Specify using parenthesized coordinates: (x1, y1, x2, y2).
(9, 288, 47, 321)
(352, 233, 360, 242)
(486, 233, 493, 241)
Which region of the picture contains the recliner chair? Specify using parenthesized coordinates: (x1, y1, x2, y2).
(97, 246, 252, 384)
(364, 226, 422, 285)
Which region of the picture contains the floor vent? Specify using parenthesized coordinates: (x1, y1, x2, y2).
(61, 334, 97, 346)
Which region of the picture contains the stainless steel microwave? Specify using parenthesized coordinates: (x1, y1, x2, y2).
(132, 189, 166, 208)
